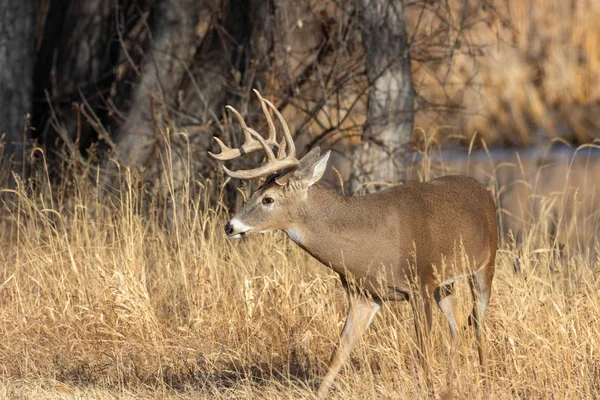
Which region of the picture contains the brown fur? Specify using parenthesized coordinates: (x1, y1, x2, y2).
(228, 167, 497, 398)
(287, 176, 497, 298)
(211, 94, 497, 398)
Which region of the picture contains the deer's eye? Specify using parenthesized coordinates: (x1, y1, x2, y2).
(262, 197, 274, 205)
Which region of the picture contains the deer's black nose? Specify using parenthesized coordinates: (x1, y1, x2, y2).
(224, 221, 233, 235)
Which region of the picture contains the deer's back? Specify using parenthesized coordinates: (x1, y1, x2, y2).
(318, 175, 497, 297)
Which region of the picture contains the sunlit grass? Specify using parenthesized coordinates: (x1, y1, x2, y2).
(0, 143, 599, 399)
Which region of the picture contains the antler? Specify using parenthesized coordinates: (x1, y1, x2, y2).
(208, 89, 299, 180)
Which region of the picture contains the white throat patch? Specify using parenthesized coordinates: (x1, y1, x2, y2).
(286, 228, 305, 244)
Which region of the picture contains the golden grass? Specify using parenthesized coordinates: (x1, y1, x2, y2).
(0, 147, 599, 399)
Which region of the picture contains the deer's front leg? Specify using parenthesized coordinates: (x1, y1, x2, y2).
(315, 296, 382, 399)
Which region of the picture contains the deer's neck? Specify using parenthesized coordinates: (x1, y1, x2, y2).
(285, 185, 378, 272)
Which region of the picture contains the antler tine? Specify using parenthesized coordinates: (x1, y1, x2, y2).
(263, 98, 297, 160)
(252, 90, 288, 160)
(207, 136, 242, 161)
(225, 105, 253, 143)
(209, 90, 300, 180)
(277, 135, 287, 160)
(243, 126, 277, 163)
(253, 90, 292, 161)
(208, 104, 279, 161)
(253, 89, 277, 144)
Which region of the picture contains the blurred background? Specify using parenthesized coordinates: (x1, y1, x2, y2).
(1, 0, 599, 245)
(1, 0, 598, 177)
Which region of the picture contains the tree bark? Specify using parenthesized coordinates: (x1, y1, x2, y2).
(115, 0, 206, 168)
(51, 0, 114, 148)
(351, 0, 413, 193)
(0, 0, 34, 173)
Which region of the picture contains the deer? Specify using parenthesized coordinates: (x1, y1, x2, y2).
(209, 90, 498, 398)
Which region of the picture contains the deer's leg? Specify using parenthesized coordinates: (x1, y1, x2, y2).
(469, 264, 493, 387)
(315, 295, 382, 399)
(435, 283, 460, 390)
(410, 284, 434, 389)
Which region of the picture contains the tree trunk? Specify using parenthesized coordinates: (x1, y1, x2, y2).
(351, 0, 413, 193)
(54, 0, 113, 146)
(0, 0, 34, 174)
(115, 0, 206, 168)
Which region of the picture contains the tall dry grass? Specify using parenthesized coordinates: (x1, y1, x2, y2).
(0, 143, 599, 399)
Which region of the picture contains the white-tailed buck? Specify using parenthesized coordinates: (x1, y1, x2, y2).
(209, 90, 498, 398)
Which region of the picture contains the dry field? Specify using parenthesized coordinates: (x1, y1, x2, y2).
(0, 144, 599, 399)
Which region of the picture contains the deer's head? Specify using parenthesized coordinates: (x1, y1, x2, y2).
(209, 90, 330, 238)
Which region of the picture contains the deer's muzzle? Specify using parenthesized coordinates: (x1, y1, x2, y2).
(224, 218, 254, 238)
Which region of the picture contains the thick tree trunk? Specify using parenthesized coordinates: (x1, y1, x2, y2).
(53, 0, 113, 146)
(179, 0, 254, 126)
(351, 0, 413, 193)
(0, 0, 34, 173)
(115, 0, 206, 168)
(33, 0, 117, 153)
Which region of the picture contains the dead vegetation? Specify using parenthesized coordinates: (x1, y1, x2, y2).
(2, 3, 600, 398)
(0, 139, 599, 399)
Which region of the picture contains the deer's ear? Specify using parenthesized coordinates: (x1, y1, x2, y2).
(298, 147, 321, 169)
(305, 150, 330, 187)
(283, 148, 329, 189)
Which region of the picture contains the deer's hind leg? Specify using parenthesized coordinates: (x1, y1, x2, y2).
(435, 283, 460, 385)
(469, 263, 494, 389)
(410, 284, 435, 390)
(434, 281, 462, 400)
